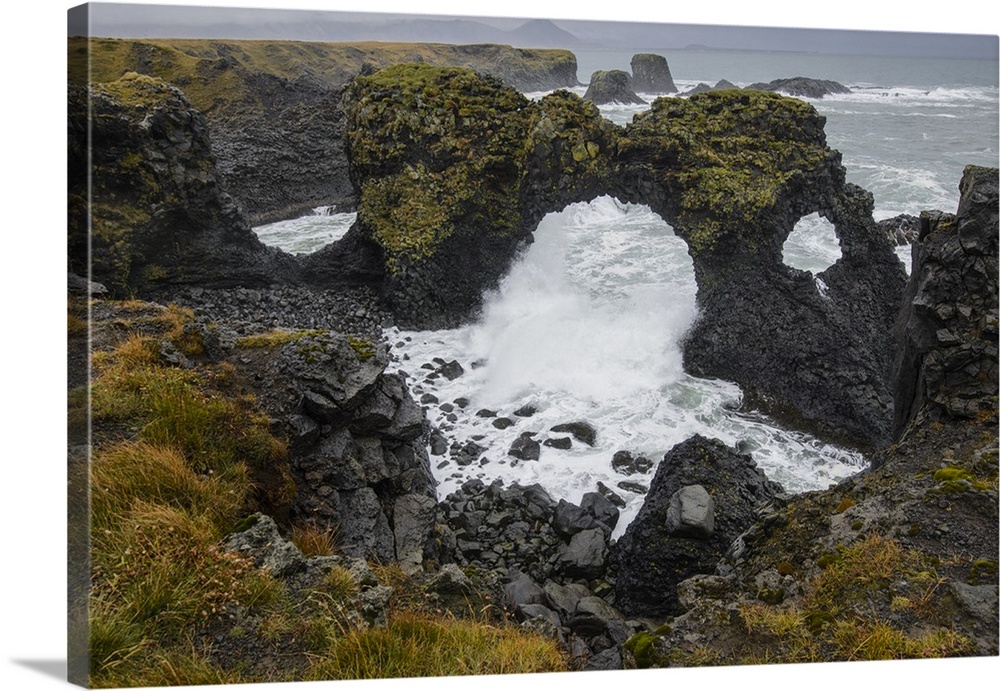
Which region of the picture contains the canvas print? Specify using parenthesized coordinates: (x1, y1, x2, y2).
(67, 2, 999, 688)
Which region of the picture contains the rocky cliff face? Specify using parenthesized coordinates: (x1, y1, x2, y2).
(209, 327, 438, 566)
(68, 73, 298, 295)
(892, 165, 999, 437)
(333, 65, 905, 447)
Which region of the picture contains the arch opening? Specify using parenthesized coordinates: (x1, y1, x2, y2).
(252, 207, 357, 256)
(782, 212, 842, 274)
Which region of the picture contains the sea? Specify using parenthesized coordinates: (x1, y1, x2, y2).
(254, 49, 999, 536)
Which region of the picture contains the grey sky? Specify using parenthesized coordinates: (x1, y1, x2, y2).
(74, 2, 998, 60)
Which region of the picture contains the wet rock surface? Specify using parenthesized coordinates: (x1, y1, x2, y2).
(892, 165, 999, 437)
(614, 435, 783, 618)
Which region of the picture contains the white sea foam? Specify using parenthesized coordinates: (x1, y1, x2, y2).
(386, 198, 865, 536)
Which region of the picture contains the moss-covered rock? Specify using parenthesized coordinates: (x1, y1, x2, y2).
(68, 73, 298, 294)
(338, 64, 616, 328)
(334, 66, 906, 445)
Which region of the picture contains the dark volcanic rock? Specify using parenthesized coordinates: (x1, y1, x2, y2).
(508, 434, 542, 461)
(611, 450, 653, 475)
(68, 74, 300, 295)
(583, 70, 646, 105)
(681, 79, 738, 97)
(550, 421, 597, 447)
(745, 76, 851, 99)
(438, 479, 614, 585)
(876, 213, 921, 246)
(614, 435, 783, 618)
(543, 437, 572, 450)
(223, 329, 435, 563)
(892, 165, 999, 438)
(630, 53, 677, 93)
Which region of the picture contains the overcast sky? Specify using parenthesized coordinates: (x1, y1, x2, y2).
(74, 1, 999, 60)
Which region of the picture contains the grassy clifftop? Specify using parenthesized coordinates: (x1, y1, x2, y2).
(69, 37, 579, 110)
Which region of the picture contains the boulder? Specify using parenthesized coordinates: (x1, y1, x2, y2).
(550, 421, 597, 447)
(583, 69, 647, 105)
(222, 514, 307, 578)
(630, 53, 677, 93)
(611, 450, 653, 475)
(508, 434, 542, 461)
(614, 435, 783, 617)
(665, 485, 716, 538)
(557, 527, 609, 580)
(392, 493, 438, 573)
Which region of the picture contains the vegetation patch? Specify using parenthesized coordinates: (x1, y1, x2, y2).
(736, 534, 974, 662)
(307, 612, 565, 679)
(85, 299, 567, 686)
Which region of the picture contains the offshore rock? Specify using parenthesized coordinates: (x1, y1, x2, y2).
(680, 79, 739, 97)
(614, 435, 783, 618)
(745, 76, 852, 98)
(583, 70, 647, 105)
(891, 165, 999, 437)
(630, 53, 677, 93)
(67, 74, 299, 295)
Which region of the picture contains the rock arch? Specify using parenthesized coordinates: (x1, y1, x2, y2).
(73, 67, 905, 450)
(303, 65, 905, 447)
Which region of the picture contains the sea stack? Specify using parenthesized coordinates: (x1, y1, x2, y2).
(630, 53, 677, 93)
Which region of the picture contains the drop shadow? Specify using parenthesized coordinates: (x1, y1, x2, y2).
(10, 659, 66, 682)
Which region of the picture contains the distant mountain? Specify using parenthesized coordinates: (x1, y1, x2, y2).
(506, 19, 594, 49)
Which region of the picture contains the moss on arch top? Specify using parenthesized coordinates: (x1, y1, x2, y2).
(344, 65, 842, 272)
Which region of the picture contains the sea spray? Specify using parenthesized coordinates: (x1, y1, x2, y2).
(386, 198, 865, 536)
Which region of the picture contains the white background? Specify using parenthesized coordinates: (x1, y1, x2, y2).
(2, 1, 997, 690)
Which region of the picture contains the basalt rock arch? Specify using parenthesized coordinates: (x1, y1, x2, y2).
(305, 64, 906, 447)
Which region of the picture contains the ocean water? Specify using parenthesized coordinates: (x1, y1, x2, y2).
(253, 50, 998, 535)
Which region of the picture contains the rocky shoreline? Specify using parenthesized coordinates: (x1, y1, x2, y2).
(69, 40, 998, 680)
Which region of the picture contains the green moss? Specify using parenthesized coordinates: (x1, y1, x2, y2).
(236, 329, 324, 348)
(968, 558, 998, 585)
(757, 587, 786, 605)
(347, 64, 532, 269)
(347, 336, 376, 362)
(621, 90, 832, 256)
(624, 630, 665, 669)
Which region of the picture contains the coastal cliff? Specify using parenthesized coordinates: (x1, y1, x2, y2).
(69, 37, 579, 223)
(70, 44, 996, 682)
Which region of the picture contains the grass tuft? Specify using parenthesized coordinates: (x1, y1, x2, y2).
(308, 612, 565, 679)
